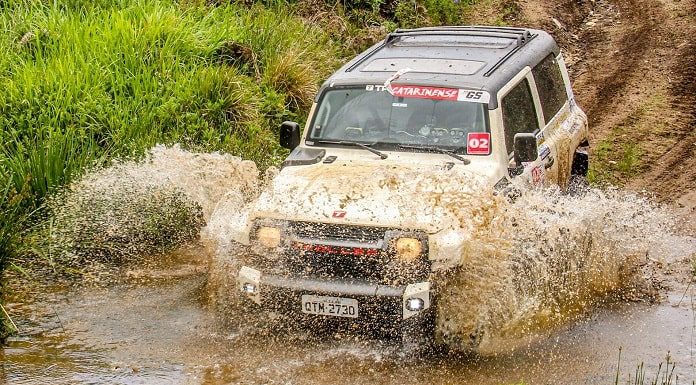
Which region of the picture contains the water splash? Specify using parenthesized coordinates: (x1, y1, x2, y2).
(46, 145, 262, 265)
(46, 145, 694, 354)
(432, 185, 683, 352)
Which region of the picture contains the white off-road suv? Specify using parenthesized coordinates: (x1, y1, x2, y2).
(227, 26, 589, 346)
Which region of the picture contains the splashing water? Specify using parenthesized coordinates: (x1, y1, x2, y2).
(47, 145, 263, 265)
(47, 145, 693, 353)
(430, 185, 679, 352)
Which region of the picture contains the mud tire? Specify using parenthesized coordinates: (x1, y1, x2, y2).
(207, 249, 257, 329)
(400, 309, 443, 356)
(567, 146, 590, 194)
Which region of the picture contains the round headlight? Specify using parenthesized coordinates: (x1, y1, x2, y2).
(257, 226, 281, 248)
(395, 237, 422, 262)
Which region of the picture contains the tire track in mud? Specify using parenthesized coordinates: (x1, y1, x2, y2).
(637, 34, 696, 203)
(580, 0, 666, 129)
(577, 0, 696, 202)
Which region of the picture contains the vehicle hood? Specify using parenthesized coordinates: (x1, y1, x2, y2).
(250, 160, 498, 233)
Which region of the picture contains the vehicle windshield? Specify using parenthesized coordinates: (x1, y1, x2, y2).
(307, 86, 490, 155)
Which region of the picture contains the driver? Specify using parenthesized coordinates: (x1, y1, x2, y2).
(327, 93, 388, 140)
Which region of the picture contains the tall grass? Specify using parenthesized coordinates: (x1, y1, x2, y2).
(0, 0, 338, 339)
(0, 179, 27, 341)
(0, 0, 338, 207)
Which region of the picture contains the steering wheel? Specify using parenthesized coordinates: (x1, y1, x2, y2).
(364, 106, 387, 134)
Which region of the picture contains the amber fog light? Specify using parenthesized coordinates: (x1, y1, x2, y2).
(395, 237, 422, 262)
(257, 226, 281, 248)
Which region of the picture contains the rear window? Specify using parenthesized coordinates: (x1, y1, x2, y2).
(532, 54, 568, 123)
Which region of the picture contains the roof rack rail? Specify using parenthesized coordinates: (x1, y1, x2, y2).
(391, 26, 528, 34)
(387, 27, 534, 48)
(345, 39, 390, 72)
(386, 26, 536, 77)
(482, 32, 537, 77)
(347, 26, 538, 76)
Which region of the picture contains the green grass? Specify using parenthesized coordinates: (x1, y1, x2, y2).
(0, 0, 340, 339)
(0, 0, 482, 340)
(0, 1, 339, 212)
(587, 93, 672, 187)
(0, 179, 27, 342)
(588, 140, 644, 186)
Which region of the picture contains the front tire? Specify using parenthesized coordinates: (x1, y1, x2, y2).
(400, 309, 444, 356)
(568, 141, 590, 194)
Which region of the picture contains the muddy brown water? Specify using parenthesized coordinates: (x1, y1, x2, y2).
(5, 146, 696, 384)
(2, 247, 695, 385)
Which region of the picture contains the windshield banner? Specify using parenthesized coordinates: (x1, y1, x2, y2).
(386, 85, 490, 104)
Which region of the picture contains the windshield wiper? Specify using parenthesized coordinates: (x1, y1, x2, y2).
(315, 140, 388, 160)
(397, 144, 470, 164)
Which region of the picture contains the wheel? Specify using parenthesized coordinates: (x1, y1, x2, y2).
(568, 144, 590, 194)
(207, 248, 260, 330)
(400, 308, 444, 356)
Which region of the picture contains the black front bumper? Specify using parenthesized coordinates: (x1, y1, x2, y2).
(237, 266, 432, 324)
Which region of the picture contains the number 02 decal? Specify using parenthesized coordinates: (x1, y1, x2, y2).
(467, 132, 491, 155)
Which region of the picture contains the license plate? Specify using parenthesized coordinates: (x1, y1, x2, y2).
(301, 295, 358, 318)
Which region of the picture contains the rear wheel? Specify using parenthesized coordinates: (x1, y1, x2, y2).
(568, 141, 590, 194)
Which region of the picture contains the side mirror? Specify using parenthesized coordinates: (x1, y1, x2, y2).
(513, 133, 538, 167)
(279, 121, 301, 150)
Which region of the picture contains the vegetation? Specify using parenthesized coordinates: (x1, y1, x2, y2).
(0, 0, 480, 340)
(587, 93, 669, 186)
(613, 348, 684, 385)
(0, 0, 341, 340)
(0, 180, 26, 341)
(588, 139, 644, 185)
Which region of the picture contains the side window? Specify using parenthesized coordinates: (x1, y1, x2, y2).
(532, 54, 568, 123)
(502, 78, 540, 155)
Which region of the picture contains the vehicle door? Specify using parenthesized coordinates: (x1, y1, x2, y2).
(498, 70, 546, 187)
(529, 53, 582, 189)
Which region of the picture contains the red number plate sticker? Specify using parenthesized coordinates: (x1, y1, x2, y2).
(467, 132, 491, 155)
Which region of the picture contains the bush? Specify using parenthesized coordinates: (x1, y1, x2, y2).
(395, 0, 474, 28)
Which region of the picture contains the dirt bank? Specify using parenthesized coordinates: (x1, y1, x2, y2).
(480, 0, 696, 209)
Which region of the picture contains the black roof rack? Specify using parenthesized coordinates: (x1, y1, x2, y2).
(387, 26, 534, 47)
(331, 26, 557, 108)
(346, 26, 537, 74)
(382, 26, 536, 77)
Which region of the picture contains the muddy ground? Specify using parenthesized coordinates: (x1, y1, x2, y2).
(518, 0, 696, 209)
(3, 0, 696, 383)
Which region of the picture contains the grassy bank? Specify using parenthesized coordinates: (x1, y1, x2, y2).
(0, 0, 480, 340)
(0, 0, 342, 340)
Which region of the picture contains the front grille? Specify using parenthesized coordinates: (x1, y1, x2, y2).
(248, 220, 429, 284)
(269, 221, 430, 284)
(289, 221, 387, 245)
(285, 251, 388, 282)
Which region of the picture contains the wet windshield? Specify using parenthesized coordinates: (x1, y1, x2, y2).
(307, 86, 490, 155)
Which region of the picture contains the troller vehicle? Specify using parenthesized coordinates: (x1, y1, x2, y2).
(224, 26, 590, 346)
